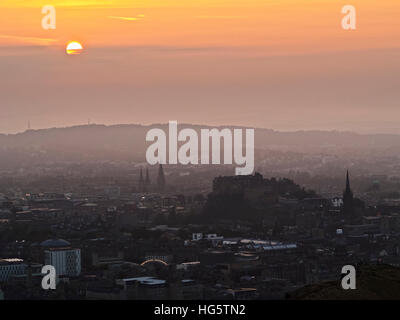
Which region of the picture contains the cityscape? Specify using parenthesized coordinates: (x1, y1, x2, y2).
(1, 0, 400, 307)
(1, 125, 400, 300)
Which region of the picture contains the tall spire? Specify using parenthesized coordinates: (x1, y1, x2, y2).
(343, 169, 354, 216)
(157, 164, 166, 192)
(346, 170, 351, 192)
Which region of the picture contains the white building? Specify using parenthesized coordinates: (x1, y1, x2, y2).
(192, 233, 203, 241)
(331, 197, 344, 208)
(192, 233, 223, 246)
(41, 239, 81, 277)
(176, 261, 200, 271)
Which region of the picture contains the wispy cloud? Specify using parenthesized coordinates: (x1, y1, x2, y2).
(108, 14, 145, 21)
(0, 0, 114, 8)
(0, 34, 58, 46)
(196, 16, 247, 20)
(108, 16, 137, 21)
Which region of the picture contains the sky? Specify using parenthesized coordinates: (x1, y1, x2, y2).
(0, 0, 399, 134)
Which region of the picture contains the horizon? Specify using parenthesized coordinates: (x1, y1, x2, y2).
(3, 121, 400, 136)
(1, 1, 400, 134)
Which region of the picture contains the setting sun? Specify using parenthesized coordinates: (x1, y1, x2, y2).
(66, 41, 83, 55)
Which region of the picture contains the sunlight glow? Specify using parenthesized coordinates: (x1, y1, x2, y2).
(66, 41, 83, 55)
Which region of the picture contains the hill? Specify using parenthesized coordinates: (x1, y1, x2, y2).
(1, 123, 400, 169)
(288, 264, 400, 300)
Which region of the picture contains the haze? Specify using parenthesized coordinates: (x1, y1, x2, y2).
(1, 0, 399, 134)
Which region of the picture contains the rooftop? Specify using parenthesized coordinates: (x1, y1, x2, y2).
(40, 239, 71, 248)
(0, 258, 24, 265)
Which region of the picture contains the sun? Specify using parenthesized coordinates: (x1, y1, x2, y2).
(66, 41, 83, 55)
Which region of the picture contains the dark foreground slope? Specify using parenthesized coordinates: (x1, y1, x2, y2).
(288, 264, 400, 300)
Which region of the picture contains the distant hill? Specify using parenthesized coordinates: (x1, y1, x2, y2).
(1, 123, 400, 169)
(288, 264, 400, 300)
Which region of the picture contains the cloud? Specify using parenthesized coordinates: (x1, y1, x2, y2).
(0, 0, 114, 8)
(196, 16, 247, 20)
(108, 14, 145, 21)
(108, 16, 138, 21)
(0, 34, 58, 46)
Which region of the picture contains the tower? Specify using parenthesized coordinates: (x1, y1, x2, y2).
(342, 170, 354, 216)
(157, 164, 166, 192)
(42, 239, 81, 277)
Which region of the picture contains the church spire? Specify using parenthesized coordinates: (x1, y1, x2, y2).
(343, 169, 354, 216)
(346, 170, 351, 192)
(157, 164, 166, 192)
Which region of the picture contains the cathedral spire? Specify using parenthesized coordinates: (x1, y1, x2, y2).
(157, 164, 166, 192)
(343, 169, 354, 216)
(346, 170, 351, 192)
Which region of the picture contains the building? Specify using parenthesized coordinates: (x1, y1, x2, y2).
(92, 251, 124, 267)
(331, 197, 343, 208)
(157, 164, 166, 192)
(342, 170, 354, 216)
(213, 172, 265, 195)
(138, 167, 153, 193)
(104, 186, 121, 199)
(0, 258, 26, 282)
(41, 239, 81, 277)
(117, 276, 168, 300)
(225, 288, 258, 300)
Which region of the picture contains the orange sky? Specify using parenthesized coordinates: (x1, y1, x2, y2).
(1, 0, 399, 53)
(0, 1, 400, 134)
